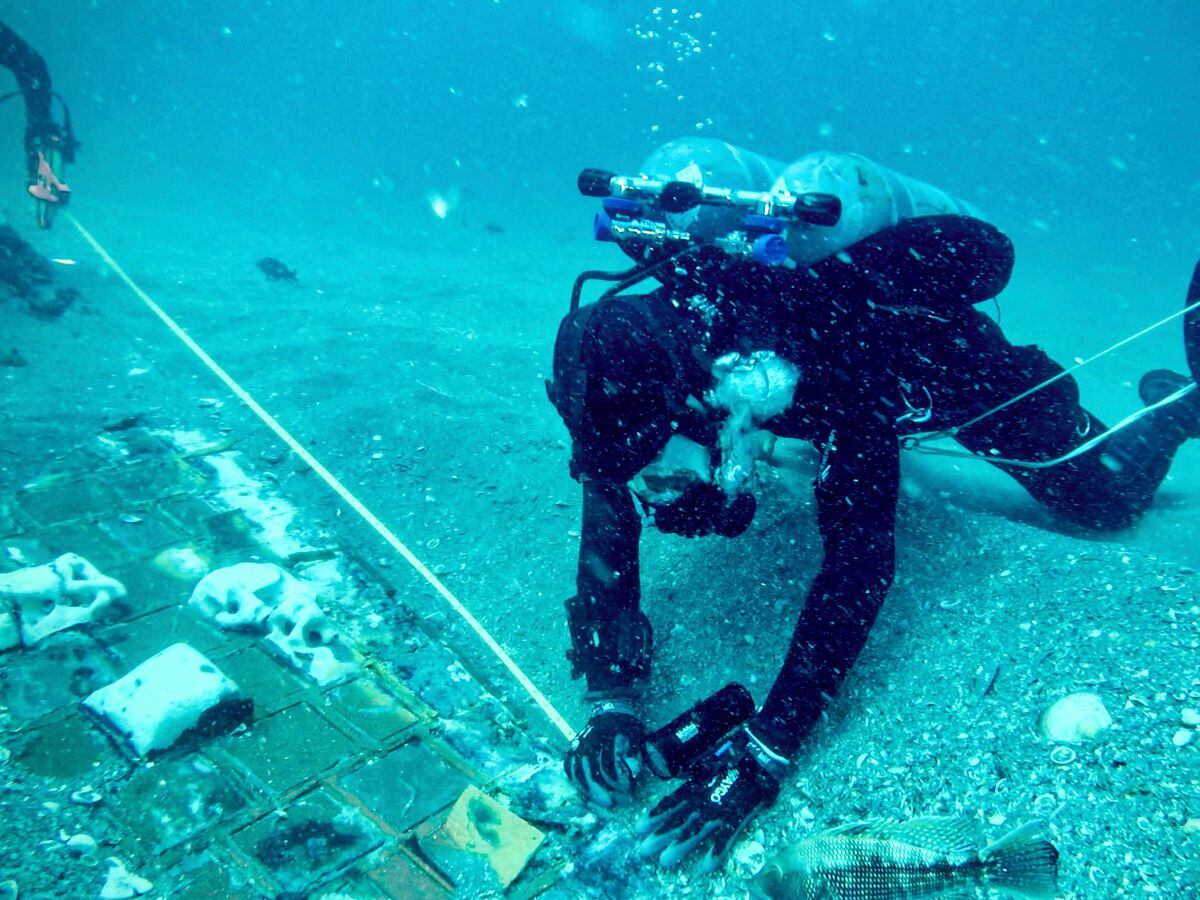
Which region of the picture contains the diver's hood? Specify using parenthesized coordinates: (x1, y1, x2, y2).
(625, 138, 785, 260)
(550, 294, 711, 483)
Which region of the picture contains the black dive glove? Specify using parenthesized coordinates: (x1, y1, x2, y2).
(636, 725, 787, 871)
(651, 482, 756, 538)
(564, 695, 645, 808)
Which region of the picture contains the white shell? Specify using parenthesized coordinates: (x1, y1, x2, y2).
(1039, 692, 1113, 743)
(100, 858, 153, 899)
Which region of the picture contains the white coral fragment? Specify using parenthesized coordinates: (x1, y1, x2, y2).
(0, 553, 125, 645)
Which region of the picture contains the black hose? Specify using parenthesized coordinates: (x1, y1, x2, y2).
(569, 264, 642, 312)
(568, 246, 702, 311)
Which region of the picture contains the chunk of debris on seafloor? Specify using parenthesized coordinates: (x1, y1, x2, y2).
(99, 857, 153, 899)
(256, 256, 297, 282)
(188, 561, 308, 630)
(418, 785, 545, 891)
(263, 591, 360, 686)
(83, 643, 252, 756)
(190, 562, 359, 685)
(0, 552, 125, 646)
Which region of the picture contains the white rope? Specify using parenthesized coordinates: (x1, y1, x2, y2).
(903, 296, 1200, 467)
(911, 297, 1200, 442)
(904, 382, 1196, 468)
(67, 213, 577, 742)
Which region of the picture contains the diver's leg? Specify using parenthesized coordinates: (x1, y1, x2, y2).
(942, 323, 1191, 529)
(0, 24, 54, 174)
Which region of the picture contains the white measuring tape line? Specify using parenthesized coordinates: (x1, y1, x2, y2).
(904, 296, 1200, 465)
(67, 213, 577, 743)
(907, 382, 1197, 468)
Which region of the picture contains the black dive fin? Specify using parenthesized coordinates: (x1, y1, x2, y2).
(1185, 259, 1200, 385)
(980, 820, 1059, 899)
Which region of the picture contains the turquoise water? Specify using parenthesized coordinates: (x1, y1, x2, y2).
(4, 3, 1200, 897)
(13, 2, 1200, 249)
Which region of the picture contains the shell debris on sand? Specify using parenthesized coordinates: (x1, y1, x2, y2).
(1039, 692, 1113, 743)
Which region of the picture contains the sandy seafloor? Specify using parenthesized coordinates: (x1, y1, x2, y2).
(1, 176, 1198, 898)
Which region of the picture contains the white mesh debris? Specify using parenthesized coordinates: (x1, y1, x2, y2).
(0, 552, 125, 645)
(187, 561, 313, 630)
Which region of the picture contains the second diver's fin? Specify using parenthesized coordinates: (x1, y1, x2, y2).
(1185, 258, 1200, 385)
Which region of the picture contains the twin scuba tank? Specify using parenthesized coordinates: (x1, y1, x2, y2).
(580, 137, 982, 268)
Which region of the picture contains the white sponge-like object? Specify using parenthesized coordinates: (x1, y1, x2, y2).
(83, 643, 247, 756)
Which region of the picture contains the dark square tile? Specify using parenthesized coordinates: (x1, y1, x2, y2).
(339, 740, 470, 835)
(0, 633, 118, 722)
(98, 605, 233, 670)
(214, 647, 307, 717)
(325, 678, 420, 743)
(118, 756, 252, 852)
(10, 711, 121, 778)
(233, 788, 383, 896)
(220, 703, 358, 795)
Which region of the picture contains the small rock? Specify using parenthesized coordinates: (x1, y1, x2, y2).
(1184, 817, 1200, 834)
(1182, 708, 1200, 728)
(65, 833, 97, 857)
(0, 878, 17, 900)
(70, 787, 103, 807)
(1172, 729, 1193, 748)
(0, 348, 27, 368)
(1049, 745, 1077, 766)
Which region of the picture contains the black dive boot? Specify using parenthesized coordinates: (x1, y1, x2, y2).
(1138, 370, 1200, 439)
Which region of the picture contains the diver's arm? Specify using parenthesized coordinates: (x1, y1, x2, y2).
(563, 477, 652, 808)
(0, 23, 54, 141)
(567, 477, 651, 694)
(751, 417, 900, 756)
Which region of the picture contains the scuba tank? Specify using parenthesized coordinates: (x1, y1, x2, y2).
(578, 140, 983, 271)
(634, 138, 785, 250)
(579, 137, 826, 269)
(773, 152, 982, 266)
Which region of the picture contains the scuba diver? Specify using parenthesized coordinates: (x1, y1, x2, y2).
(547, 138, 1200, 872)
(1, 21, 77, 227)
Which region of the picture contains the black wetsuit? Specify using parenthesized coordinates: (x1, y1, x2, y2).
(1, 22, 65, 176)
(555, 216, 1191, 758)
